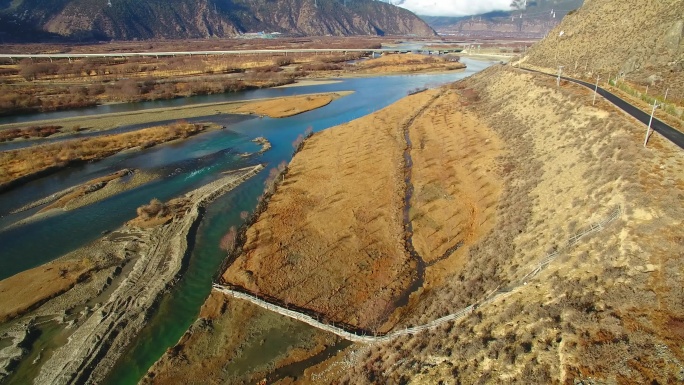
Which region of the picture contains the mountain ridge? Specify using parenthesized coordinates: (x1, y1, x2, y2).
(419, 0, 584, 38)
(0, 0, 435, 42)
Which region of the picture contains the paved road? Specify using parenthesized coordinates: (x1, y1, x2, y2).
(519, 67, 684, 150)
(0, 48, 461, 60)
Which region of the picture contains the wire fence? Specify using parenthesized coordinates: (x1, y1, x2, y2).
(213, 205, 622, 343)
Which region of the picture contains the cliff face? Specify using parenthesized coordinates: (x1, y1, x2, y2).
(0, 0, 435, 41)
(523, 0, 684, 76)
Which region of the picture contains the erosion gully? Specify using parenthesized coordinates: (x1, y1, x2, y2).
(0, 58, 496, 385)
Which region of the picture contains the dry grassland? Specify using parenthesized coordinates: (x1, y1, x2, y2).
(409, 91, 502, 271)
(311, 65, 684, 384)
(0, 121, 208, 190)
(222, 91, 422, 330)
(232, 92, 348, 118)
(221, 85, 504, 333)
(0, 259, 94, 322)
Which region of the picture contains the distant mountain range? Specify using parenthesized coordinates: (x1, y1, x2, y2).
(420, 0, 584, 39)
(0, 0, 435, 42)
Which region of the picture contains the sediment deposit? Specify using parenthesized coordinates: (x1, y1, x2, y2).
(0, 165, 263, 384)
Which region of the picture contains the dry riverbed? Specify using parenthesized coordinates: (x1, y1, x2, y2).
(0, 165, 264, 384)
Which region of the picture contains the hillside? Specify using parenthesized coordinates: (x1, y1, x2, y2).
(145, 63, 684, 383)
(522, 0, 684, 89)
(329, 64, 684, 384)
(421, 0, 584, 38)
(0, 0, 435, 41)
(142, 1, 684, 383)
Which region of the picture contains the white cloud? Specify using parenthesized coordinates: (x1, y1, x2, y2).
(394, 0, 514, 17)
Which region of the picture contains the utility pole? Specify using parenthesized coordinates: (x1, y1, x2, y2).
(556, 65, 564, 87)
(593, 75, 600, 105)
(644, 99, 660, 148)
(664, 88, 669, 102)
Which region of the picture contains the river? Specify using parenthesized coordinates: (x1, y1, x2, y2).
(0, 58, 496, 384)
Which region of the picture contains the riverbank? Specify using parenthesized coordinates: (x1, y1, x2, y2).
(0, 164, 264, 384)
(0, 120, 214, 193)
(309, 66, 684, 383)
(0, 92, 354, 139)
(141, 80, 507, 384)
(3, 169, 159, 231)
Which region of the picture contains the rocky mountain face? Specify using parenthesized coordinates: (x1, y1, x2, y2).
(421, 0, 584, 39)
(523, 0, 684, 78)
(0, 0, 435, 41)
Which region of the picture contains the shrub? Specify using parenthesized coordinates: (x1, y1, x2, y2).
(136, 198, 168, 219)
(274, 57, 294, 67)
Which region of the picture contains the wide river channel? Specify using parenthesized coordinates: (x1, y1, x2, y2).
(0, 58, 495, 384)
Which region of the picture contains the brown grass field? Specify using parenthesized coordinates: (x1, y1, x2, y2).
(150, 84, 506, 383)
(409, 91, 502, 265)
(221, 86, 500, 332)
(0, 259, 95, 322)
(0, 120, 208, 190)
(232, 92, 346, 118)
(222, 91, 416, 330)
(305, 65, 684, 384)
(148, 64, 684, 383)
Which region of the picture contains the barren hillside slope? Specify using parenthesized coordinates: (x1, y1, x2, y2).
(305, 65, 684, 384)
(523, 0, 684, 93)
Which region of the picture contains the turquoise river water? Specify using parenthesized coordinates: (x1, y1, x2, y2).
(0, 58, 496, 384)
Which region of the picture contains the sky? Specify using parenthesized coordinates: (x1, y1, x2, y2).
(394, 0, 514, 17)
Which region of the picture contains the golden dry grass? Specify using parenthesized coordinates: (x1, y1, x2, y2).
(356, 53, 466, 74)
(0, 121, 207, 188)
(0, 260, 93, 322)
(222, 92, 437, 330)
(312, 65, 684, 385)
(232, 93, 345, 118)
(222, 88, 503, 331)
(409, 91, 503, 277)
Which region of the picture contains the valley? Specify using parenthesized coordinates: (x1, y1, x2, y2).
(0, 0, 683, 382)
